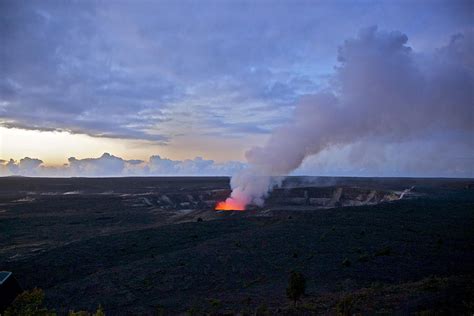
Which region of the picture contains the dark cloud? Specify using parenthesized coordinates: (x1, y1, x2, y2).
(1, 0, 471, 142)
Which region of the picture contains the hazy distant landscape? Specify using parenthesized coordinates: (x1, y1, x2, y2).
(1, 176, 473, 314)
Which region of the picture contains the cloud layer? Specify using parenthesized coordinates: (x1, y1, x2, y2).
(1, 1, 472, 144)
(0, 153, 245, 177)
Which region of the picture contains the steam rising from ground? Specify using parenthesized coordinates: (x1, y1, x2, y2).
(224, 26, 473, 208)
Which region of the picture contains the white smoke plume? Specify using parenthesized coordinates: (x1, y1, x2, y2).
(223, 26, 473, 209)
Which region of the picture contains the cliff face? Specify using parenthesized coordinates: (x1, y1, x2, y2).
(264, 185, 413, 210)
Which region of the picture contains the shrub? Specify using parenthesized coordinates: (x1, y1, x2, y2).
(209, 298, 221, 310)
(68, 312, 89, 316)
(155, 305, 166, 316)
(358, 253, 370, 262)
(4, 288, 55, 316)
(286, 271, 306, 306)
(4, 288, 106, 316)
(94, 305, 105, 316)
(186, 306, 200, 316)
(255, 304, 270, 316)
(375, 246, 392, 256)
(335, 294, 355, 316)
(342, 258, 351, 267)
(68, 305, 105, 316)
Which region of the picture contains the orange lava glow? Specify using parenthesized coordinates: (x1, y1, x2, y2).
(215, 199, 245, 211)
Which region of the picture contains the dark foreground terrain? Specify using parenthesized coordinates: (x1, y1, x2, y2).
(1, 176, 473, 315)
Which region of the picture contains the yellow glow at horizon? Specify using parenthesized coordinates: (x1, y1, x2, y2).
(0, 127, 156, 165)
(0, 127, 259, 166)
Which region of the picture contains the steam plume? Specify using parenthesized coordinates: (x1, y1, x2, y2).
(224, 26, 473, 209)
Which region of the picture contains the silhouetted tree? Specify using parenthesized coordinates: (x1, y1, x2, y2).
(286, 271, 306, 306)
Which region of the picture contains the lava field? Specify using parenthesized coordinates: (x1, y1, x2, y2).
(1, 176, 473, 314)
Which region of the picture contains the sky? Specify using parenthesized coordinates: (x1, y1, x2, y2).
(0, 0, 473, 177)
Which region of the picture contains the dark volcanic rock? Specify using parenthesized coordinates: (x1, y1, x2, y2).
(0, 176, 473, 314)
